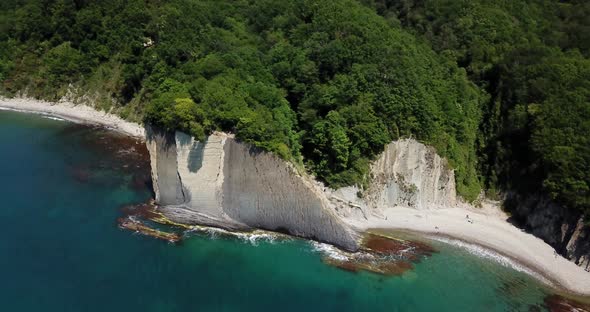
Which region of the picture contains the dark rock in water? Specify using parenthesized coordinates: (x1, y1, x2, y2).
(364, 233, 436, 260)
(324, 256, 415, 276)
(119, 200, 188, 243)
(130, 172, 152, 192)
(324, 233, 437, 276)
(121, 201, 161, 220)
(118, 217, 181, 243)
(544, 294, 590, 312)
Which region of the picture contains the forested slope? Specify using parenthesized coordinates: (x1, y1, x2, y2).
(1, 0, 588, 218)
(364, 0, 590, 218)
(0, 0, 482, 199)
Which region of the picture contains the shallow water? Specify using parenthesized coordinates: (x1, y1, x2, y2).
(0, 110, 561, 311)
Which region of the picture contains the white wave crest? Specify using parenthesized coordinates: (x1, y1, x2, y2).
(0, 107, 67, 122)
(234, 231, 280, 245)
(311, 242, 351, 261)
(43, 115, 66, 122)
(187, 226, 283, 246)
(429, 236, 552, 286)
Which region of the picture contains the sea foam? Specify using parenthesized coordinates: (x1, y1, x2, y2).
(187, 226, 284, 246)
(428, 235, 552, 286)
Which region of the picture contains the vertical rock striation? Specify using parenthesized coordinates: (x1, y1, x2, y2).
(146, 127, 589, 269)
(222, 140, 358, 250)
(145, 125, 185, 205)
(146, 126, 359, 250)
(175, 132, 226, 218)
(363, 139, 456, 211)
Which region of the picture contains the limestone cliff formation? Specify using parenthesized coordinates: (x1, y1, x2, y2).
(145, 127, 589, 269)
(146, 131, 459, 251)
(365, 139, 456, 210)
(330, 139, 457, 219)
(145, 125, 185, 205)
(145, 125, 359, 250)
(329, 139, 589, 270)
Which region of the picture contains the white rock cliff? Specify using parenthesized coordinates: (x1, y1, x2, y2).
(146, 125, 360, 250)
(146, 127, 588, 269)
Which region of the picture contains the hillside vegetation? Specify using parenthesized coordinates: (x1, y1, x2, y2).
(364, 0, 589, 216)
(1, 0, 588, 216)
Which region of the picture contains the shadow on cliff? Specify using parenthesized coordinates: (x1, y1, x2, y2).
(177, 133, 205, 173)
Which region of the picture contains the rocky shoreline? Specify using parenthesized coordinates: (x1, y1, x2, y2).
(2, 97, 590, 297)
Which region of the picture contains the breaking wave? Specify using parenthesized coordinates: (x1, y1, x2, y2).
(42, 115, 66, 122)
(311, 242, 352, 261)
(429, 235, 552, 286)
(187, 226, 286, 246)
(0, 107, 66, 122)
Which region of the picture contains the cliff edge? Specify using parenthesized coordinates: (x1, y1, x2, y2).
(146, 125, 359, 250)
(146, 125, 589, 272)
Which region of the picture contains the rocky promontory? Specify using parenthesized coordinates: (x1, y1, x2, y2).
(145, 125, 359, 250)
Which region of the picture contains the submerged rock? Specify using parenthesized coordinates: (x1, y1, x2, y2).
(118, 217, 181, 243)
(544, 294, 590, 312)
(322, 233, 437, 276)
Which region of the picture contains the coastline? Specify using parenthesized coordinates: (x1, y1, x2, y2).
(0, 97, 145, 139)
(1, 97, 589, 297)
(344, 205, 590, 296)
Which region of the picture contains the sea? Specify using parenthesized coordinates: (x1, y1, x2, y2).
(0, 110, 574, 311)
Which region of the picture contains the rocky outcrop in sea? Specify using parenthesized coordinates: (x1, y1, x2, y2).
(145, 125, 359, 250)
(145, 125, 589, 270)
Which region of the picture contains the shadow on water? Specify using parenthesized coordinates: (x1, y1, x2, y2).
(56, 123, 152, 193)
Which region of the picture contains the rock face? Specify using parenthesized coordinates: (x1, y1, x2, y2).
(145, 125, 185, 205)
(222, 139, 357, 249)
(366, 139, 456, 210)
(146, 127, 589, 269)
(146, 131, 457, 250)
(330, 139, 457, 220)
(506, 193, 590, 269)
(175, 132, 227, 220)
(146, 126, 359, 250)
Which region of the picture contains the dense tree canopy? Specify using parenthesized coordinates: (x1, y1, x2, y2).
(1, 0, 588, 215)
(364, 0, 590, 215)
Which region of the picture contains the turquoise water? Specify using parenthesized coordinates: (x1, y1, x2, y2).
(0, 110, 554, 311)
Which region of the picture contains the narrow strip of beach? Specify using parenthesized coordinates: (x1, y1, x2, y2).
(0, 97, 145, 139)
(2, 97, 589, 297)
(344, 204, 590, 296)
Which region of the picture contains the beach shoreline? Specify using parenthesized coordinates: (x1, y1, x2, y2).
(344, 204, 590, 296)
(2, 97, 589, 297)
(0, 97, 145, 139)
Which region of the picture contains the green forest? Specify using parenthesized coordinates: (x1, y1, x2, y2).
(0, 0, 588, 217)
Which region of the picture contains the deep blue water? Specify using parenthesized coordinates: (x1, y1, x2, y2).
(0, 110, 557, 311)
